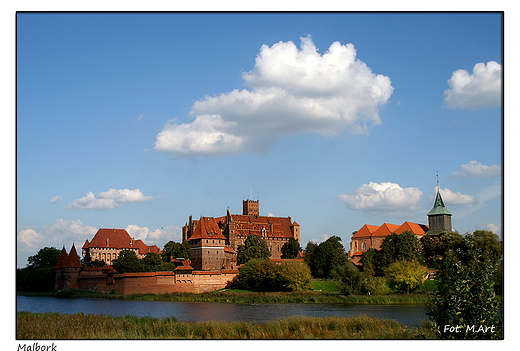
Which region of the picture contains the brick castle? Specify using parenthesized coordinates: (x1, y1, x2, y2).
(55, 199, 301, 294)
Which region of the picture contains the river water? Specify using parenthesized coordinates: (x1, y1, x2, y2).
(17, 295, 428, 328)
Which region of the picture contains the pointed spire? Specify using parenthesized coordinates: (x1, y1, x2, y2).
(55, 246, 69, 269)
(427, 188, 452, 216)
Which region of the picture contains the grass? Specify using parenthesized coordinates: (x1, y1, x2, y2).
(18, 288, 432, 304)
(17, 312, 436, 339)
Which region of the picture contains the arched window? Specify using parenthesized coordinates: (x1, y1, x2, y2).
(361, 243, 367, 250)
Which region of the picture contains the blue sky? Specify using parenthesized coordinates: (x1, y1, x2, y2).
(16, 12, 503, 268)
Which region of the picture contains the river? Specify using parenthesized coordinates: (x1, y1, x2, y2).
(17, 295, 428, 328)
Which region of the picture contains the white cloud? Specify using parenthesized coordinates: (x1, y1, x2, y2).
(153, 35, 393, 157)
(17, 228, 45, 249)
(438, 187, 477, 205)
(338, 181, 423, 216)
(476, 222, 502, 235)
(452, 160, 501, 178)
(443, 61, 502, 109)
(17, 219, 98, 266)
(66, 188, 155, 210)
(311, 234, 330, 244)
(49, 195, 62, 203)
(125, 224, 181, 247)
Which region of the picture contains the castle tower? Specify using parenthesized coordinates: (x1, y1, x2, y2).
(243, 199, 259, 216)
(426, 188, 452, 236)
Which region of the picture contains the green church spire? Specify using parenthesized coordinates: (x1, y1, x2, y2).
(427, 188, 452, 216)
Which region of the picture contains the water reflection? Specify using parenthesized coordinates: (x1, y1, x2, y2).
(17, 296, 428, 328)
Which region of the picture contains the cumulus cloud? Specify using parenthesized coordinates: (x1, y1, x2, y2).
(438, 187, 477, 205)
(125, 224, 181, 247)
(49, 195, 62, 203)
(17, 228, 45, 249)
(338, 181, 423, 216)
(443, 61, 502, 109)
(153, 35, 394, 157)
(65, 188, 155, 210)
(17, 219, 98, 267)
(311, 234, 330, 244)
(452, 160, 501, 178)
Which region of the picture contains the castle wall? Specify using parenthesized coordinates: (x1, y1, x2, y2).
(72, 269, 239, 294)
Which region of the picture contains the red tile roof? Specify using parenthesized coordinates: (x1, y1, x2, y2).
(189, 217, 227, 240)
(231, 215, 295, 238)
(352, 224, 380, 238)
(83, 228, 161, 255)
(395, 221, 429, 235)
(372, 223, 400, 237)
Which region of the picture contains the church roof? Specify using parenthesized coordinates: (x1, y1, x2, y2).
(427, 189, 452, 216)
(372, 223, 400, 237)
(395, 221, 429, 235)
(352, 224, 380, 238)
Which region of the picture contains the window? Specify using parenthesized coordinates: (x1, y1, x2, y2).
(361, 243, 367, 250)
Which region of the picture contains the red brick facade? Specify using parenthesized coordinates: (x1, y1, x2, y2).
(55, 246, 238, 294)
(183, 200, 300, 260)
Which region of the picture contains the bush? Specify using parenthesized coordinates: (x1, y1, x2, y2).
(384, 260, 427, 294)
(362, 276, 393, 295)
(238, 259, 312, 292)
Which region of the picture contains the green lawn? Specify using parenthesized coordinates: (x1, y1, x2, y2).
(311, 279, 339, 293)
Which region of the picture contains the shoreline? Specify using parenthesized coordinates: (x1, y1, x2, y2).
(17, 289, 432, 304)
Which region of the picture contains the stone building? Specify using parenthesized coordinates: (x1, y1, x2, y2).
(348, 188, 452, 265)
(82, 228, 161, 265)
(183, 200, 300, 260)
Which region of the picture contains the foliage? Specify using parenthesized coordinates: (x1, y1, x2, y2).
(91, 259, 106, 267)
(277, 261, 313, 291)
(113, 250, 142, 273)
(161, 241, 191, 262)
(237, 234, 271, 265)
(378, 232, 423, 270)
(362, 276, 393, 295)
(331, 261, 363, 296)
(17, 247, 62, 292)
(426, 231, 503, 339)
(27, 247, 62, 269)
(303, 241, 318, 268)
(384, 260, 427, 294)
(238, 259, 312, 292)
(359, 248, 378, 277)
(281, 237, 301, 259)
(142, 252, 162, 272)
(307, 236, 348, 278)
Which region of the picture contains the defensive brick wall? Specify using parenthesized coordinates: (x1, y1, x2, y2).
(75, 269, 239, 294)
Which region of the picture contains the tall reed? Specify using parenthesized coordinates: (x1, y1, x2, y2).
(17, 312, 435, 339)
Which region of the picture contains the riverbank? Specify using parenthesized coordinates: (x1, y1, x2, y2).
(17, 312, 435, 339)
(17, 289, 432, 304)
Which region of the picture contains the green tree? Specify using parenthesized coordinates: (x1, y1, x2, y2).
(281, 237, 301, 259)
(359, 248, 379, 277)
(303, 241, 318, 269)
(113, 250, 142, 273)
(17, 247, 62, 292)
(27, 247, 61, 269)
(278, 261, 313, 291)
(331, 261, 363, 296)
(238, 259, 312, 292)
(237, 234, 271, 265)
(427, 232, 502, 339)
(90, 259, 106, 267)
(142, 252, 162, 272)
(161, 241, 191, 262)
(384, 260, 427, 294)
(420, 234, 438, 267)
(311, 236, 348, 278)
(238, 259, 281, 291)
(379, 232, 423, 270)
